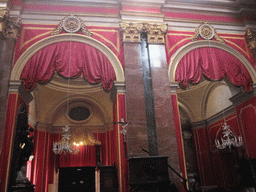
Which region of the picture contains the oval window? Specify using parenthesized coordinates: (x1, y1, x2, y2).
(69, 107, 90, 121)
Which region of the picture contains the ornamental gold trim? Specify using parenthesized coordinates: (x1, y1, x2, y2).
(120, 22, 167, 44)
(192, 22, 225, 43)
(0, 8, 21, 39)
(246, 28, 256, 50)
(51, 15, 92, 37)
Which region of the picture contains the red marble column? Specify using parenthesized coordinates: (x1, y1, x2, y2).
(148, 44, 184, 191)
(123, 43, 149, 157)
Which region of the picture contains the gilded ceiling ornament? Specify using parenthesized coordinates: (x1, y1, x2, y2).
(51, 15, 92, 37)
(192, 22, 225, 43)
(144, 23, 168, 44)
(245, 28, 256, 50)
(0, 8, 21, 40)
(120, 22, 144, 43)
(120, 22, 168, 43)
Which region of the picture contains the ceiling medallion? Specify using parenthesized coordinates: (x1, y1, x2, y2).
(192, 22, 225, 43)
(51, 15, 92, 37)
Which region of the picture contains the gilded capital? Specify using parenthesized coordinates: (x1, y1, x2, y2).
(120, 22, 168, 44)
(0, 8, 21, 40)
(144, 23, 167, 44)
(120, 22, 144, 43)
(246, 28, 256, 50)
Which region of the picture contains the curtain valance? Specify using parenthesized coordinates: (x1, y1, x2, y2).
(21, 41, 116, 91)
(175, 47, 253, 91)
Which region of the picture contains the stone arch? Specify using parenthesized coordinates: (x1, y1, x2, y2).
(168, 40, 256, 84)
(10, 33, 125, 83)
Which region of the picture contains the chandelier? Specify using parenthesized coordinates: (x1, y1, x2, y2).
(52, 125, 79, 155)
(215, 122, 243, 150)
(52, 36, 79, 155)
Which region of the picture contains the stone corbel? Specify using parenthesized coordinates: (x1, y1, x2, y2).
(246, 28, 256, 50)
(0, 8, 21, 40)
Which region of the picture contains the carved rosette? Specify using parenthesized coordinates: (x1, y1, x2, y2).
(120, 22, 168, 44)
(120, 22, 144, 43)
(0, 9, 21, 40)
(246, 28, 256, 50)
(192, 22, 225, 43)
(51, 15, 92, 37)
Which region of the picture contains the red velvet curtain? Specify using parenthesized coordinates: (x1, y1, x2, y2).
(59, 145, 97, 167)
(175, 47, 253, 91)
(21, 41, 116, 91)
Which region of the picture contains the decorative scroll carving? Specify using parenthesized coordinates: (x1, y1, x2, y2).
(246, 28, 256, 50)
(120, 22, 168, 44)
(145, 23, 168, 44)
(51, 15, 92, 37)
(192, 22, 225, 43)
(120, 22, 144, 43)
(0, 9, 21, 40)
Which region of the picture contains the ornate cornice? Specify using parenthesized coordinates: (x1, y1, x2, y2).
(191, 22, 225, 43)
(0, 8, 21, 40)
(120, 22, 167, 44)
(246, 28, 256, 50)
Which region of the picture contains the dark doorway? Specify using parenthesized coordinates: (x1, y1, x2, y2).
(58, 167, 95, 192)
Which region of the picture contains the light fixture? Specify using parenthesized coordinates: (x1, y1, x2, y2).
(215, 122, 243, 150)
(52, 35, 79, 155)
(53, 125, 79, 155)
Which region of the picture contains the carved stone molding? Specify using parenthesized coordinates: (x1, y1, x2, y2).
(192, 22, 225, 43)
(246, 28, 256, 50)
(120, 22, 167, 44)
(0, 8, 21, 40)
(120, 22, 144, 43)
(51, 15, 92, 36)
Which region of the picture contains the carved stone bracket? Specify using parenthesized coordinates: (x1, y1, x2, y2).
(120, 22, 167, 44)
(0, 9, 21, 40)
(51, 15, 92, 36)
(192, 22, 224, 43)
(246, 28, 256, 50)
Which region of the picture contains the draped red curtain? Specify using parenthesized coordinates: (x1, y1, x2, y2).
(21, 41, 116, 91)
(59, 145, 97, 167)
(175, 47, 253, 91)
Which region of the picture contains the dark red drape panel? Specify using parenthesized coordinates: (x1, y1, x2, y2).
(59, 145, 97, 167)
(175, 47, 253, 91)
(21, 41, 116, 91)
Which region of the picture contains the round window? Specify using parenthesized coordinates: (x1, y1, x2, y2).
(69, 106, 91, 121)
